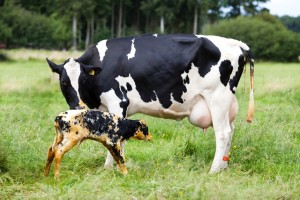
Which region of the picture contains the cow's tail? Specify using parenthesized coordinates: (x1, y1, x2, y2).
(246, 51, 254, 123)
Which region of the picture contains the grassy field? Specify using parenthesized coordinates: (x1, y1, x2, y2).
(0, 56, 299, 199)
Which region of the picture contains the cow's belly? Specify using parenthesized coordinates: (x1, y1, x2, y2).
(100, 89, 237, 129)
(127, 94, 237, 129)
(127, 98, 190, 120)
(126, 93, 204, 120)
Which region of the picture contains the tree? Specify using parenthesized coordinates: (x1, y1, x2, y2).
(225, 0, 270, 18)
(0, 20, 11, 44)
(0, 1, 70, 49)
(279, 16, 300, 33)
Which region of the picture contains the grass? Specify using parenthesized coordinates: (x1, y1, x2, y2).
(0, 56, 300, 199)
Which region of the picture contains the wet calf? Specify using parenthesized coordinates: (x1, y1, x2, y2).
(44, 109, 152, 178)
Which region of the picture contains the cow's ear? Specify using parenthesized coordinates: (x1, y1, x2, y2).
(46, 58, 62, 74)
(81, 64, 102, 76)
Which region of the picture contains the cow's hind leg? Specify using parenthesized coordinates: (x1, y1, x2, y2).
(221, 97, 238, 166)
(207, 91, 234, 173)
(221, 123, 234, 166)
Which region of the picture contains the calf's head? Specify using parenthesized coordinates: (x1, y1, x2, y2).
(46, 58, 101, 109)
(132, 119, 152, 141)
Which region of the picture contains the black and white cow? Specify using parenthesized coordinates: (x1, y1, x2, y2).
(47, 34, 254, 173)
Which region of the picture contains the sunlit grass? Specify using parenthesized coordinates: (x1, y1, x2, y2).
(0, 59, 300, 199)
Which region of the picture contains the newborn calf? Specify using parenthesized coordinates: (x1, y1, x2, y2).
(44, 109, 152, 178)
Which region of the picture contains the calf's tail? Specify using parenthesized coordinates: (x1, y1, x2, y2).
(246, 51, 254, 123)
(52, 117, 64, 150)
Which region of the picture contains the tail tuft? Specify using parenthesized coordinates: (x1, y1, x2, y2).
(246, 57, 254, 123)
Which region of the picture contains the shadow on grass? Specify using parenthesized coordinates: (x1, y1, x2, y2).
(0, 146, 8, 174)
(0, 53, 9, 61)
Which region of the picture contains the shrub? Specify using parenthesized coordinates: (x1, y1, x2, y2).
(203, 14, 300, 62)
(0, 5, 71, 49)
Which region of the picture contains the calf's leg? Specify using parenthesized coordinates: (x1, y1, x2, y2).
(105, 144, 128, 174)
(104, 135, 127, 168)
(44, 145, 55, 176)
(53, 140, 78, 178)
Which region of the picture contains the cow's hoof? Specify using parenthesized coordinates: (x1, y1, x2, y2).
(209, 161, 228, 174)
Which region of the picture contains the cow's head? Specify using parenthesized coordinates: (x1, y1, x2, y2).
(46, 58, 102, 109)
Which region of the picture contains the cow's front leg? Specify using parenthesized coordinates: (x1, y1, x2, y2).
(104, 152, 114, 168)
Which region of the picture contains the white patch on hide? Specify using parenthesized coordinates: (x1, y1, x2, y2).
(64, 58, 81, 98)
(127, 39, 136, 60)
(96, 40, 108, 62)
(61, 110, 84, 122)
(181, 71, 188, 82)
(99, 89, 124, 117)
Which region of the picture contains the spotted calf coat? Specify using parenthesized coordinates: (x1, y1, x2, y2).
(44, 109, 151, 178)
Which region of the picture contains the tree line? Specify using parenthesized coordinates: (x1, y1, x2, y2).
(0, 0, 299, 61)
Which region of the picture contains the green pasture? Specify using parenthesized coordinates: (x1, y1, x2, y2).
(0, 58, 299, 199)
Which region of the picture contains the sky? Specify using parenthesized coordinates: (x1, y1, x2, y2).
(262, 0, 300, 17)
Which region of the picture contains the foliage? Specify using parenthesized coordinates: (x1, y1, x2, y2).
(0, 0, 272, 46)
(279, 16, 300, 33)
(0, 20, 12, 42)
(0, 59, 300, 199)
(1, 0, 299, 62)
(224, 0, 269, 17)
(0, 3, 71, 49)
(203, 13, 300, 62)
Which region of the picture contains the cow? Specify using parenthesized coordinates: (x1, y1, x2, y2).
(46, 34, 254, 173)
(44, 109, 152, 178)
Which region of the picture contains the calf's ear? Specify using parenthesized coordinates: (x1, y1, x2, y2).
(139, 119, 146, 125)
(46, 58, 62, 74)
(81, 64, 102, 76)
